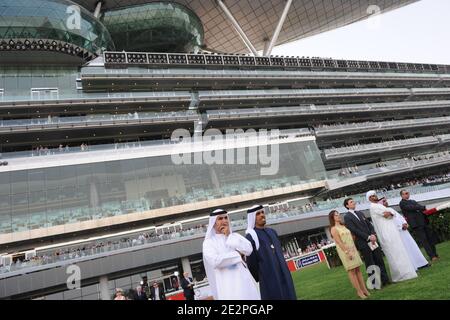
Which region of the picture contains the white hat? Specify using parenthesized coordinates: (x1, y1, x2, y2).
(366, 190, 376, 201)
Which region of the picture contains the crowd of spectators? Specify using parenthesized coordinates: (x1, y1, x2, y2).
(0, 225, 208, 273)
(31, 143, 90, 156)
(1, 172, 450, 274)
(337, 165, 360, 177)
(333, 150, 450, 178)
(113, 277, 168, 300)
(283, 239, 334, 259)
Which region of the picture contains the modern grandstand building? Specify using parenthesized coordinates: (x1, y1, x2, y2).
(0, 0, 449, 299)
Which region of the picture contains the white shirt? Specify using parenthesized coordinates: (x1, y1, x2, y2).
(348, 209, 361, 221)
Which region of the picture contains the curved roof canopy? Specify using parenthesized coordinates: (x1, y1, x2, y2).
(73, 0, 417, 54)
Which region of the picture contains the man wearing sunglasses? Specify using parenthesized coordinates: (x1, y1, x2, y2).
(399, 190, 439, 262)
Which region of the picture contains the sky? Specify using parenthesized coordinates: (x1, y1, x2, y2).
(272, 0, 450, 64)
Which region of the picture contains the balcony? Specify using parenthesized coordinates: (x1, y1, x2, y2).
(323, 136, 439, 160)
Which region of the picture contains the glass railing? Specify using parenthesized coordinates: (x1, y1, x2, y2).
(0, 91, 191, 104)
(315, 116, 450, 134)
(199, 88, 413, 99)
(324, 137, 439, 158)
(413, 87, 450, 93)
(0, 175, 317, 234)
(328, 151, 450, 180)
(0, 128, 311, 160)
(439, 134, 450, 142)
(1, 179, 449, 276)
(206, 101, 450, 120)
(0, 138, 178, 160)
(0, 111, 199, 128)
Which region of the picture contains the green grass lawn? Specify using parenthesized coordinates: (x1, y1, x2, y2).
(292, 241, 450, 300)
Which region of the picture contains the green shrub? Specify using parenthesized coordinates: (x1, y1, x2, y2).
(323, 245, 342, 268)
(428, 209, 450, 242)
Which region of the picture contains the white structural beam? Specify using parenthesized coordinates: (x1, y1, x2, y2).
(264, 0, 293, 56)
(94, 1, 103, 18)
(216, 0, 259, 56)
(263, 39, 270, 55)
(99, 276, 109, 300)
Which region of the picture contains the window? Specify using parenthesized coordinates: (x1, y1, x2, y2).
(76, 78, 82, 90)
(30, 87, 59, 100)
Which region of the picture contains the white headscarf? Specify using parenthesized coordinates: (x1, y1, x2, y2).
(204, 209, 232, 240)
(245, 205, 264, 250)
(366, 190, 376, 202)
(203, 209, 232, 300)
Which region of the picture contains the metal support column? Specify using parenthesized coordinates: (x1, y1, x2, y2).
(94, 1, 103, 18)
(99, 276, 110, 300)
(216, 0, 259, 56)
(264, 0, 293, 56)
(181, 257, 193, 277)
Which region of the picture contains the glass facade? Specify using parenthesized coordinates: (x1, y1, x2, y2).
(101, 2, 204, 53)
(0, 66, 79, 98)
(0, 0, 114, 55)
(0, 139, 326, 234)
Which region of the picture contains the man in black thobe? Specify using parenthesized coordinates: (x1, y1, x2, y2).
(343, 198, 390, 287)
(245, 205, 297, 300)
(399, 190, 439, 261)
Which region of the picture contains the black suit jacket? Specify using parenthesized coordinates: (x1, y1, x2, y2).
(343, 210, 376, 251)
(399, 199, 427, 228)
(150, 286, 166, 300)
(135, 292, 147, 300)
(180, 277, 195, 298)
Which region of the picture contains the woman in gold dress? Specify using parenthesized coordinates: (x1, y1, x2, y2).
(329, 210, 370, 299)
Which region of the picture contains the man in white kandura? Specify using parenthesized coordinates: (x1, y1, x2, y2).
(202, 209, 261, 300)
(381, 198, 429, 270)
(367, 191, 418, 282)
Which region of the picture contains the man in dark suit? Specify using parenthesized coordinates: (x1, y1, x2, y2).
(135, 285, 148, 300)
(343, 198, 390, 287)
(399, 190, 439, 261)
(150, 282, 166, 300)
(180, 272, 196, 300)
